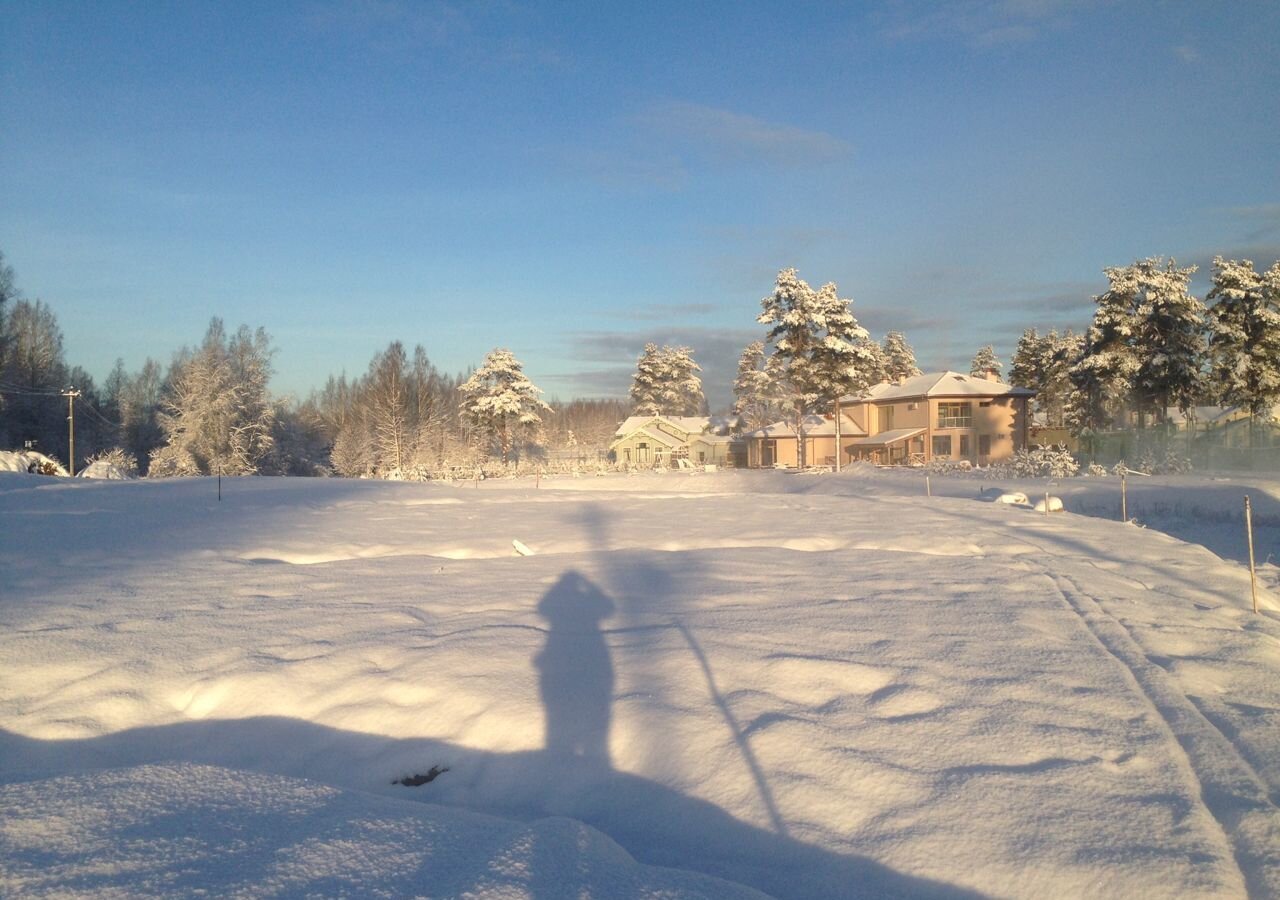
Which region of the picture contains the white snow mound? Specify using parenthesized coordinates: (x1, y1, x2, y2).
(78, 459, 133, 480)
(0, 763, 765, 898)
(993, 491, 1029, 505)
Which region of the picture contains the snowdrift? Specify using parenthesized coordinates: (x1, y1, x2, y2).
(1, 473, 1277, 897)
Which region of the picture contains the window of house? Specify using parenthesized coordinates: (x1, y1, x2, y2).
(959, 434, 970, 457)
(906, 402, 918, 410)
(979, 434, 991, 456)
(937, 402, 972, 428)
(932, 435, 952, 457)
(979, 400, 992, 408)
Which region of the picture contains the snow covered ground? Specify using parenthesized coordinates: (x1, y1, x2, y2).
(1, 468, 1278, 897)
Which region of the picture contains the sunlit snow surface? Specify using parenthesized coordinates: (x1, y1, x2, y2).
(1, 469, 1278, 898)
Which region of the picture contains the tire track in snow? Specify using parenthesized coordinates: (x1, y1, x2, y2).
(1043, 569, 1280, 898)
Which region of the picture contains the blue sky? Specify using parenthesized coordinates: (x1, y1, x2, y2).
(2, 1, 1278, 407)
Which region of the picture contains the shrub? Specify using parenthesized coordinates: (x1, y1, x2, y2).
(925, 458, 973, 475)
(988, 447, 1080, 479)
(85, 447, 139, 478)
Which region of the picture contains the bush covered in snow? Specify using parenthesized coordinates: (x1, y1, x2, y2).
(81, 448, 139, 479)
(0, 450, 68, 476)
(1115, 452, 1194, 476)
(924, 458, 973, 475)
(987, 448, 1080, 479)
(1087, 462, 1109, 477)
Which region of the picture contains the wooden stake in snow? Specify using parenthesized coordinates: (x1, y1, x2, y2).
(1120, 471, 1127, 521)
(1245, 495, 1259, 615)
(1045, 489, 1050, 517)
(926, 475, 931, 497)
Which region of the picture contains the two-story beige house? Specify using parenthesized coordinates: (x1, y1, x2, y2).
(839, 372, 1034, 465)
(744, 372, 1034, 468)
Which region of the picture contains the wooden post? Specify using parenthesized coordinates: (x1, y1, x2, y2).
(834, 398, 842, 473)
(1246, 495, 1259, 615)
(925, 474, 931, 497)
(1121, 471, 1127, 522)
(536, 468, 541, 489)
(1045, 489, 1050, 517)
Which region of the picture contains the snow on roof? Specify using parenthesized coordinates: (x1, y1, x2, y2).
(627, 427, 685, 449)
(846, 427, 926, 447)
(745, 414, 867, 439)
(1164, 406, 1263, 426)
(841, 372, 1036, 403)
(612, 415, 712, 438)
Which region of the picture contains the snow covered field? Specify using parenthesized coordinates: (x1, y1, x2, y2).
(2, 469, 1278, 898)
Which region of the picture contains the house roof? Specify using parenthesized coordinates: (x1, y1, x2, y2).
(745, 414, 867, 439)
(846, 427, 926, 447)
(1164, 405, 1252, 426)
(625, 427, 685, 449)
(840, 371, 1036, 404)
(612, 415, 713, 438)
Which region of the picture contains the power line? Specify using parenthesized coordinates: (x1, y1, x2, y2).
(0, 382, 65, 397)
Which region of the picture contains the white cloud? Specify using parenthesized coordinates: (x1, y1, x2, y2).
(878, 0, 1097, 47)
(633, 101, 852, 168)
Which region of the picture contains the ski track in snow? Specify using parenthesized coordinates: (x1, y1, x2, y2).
(1, 469, 1279, 898)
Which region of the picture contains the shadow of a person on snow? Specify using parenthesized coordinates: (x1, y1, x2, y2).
(0, 553, 987, 898)
(536, 571, 615, 765)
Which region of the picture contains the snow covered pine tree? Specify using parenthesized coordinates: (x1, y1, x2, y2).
(756, 268, 880, 468)
(458, 348, 552, 466)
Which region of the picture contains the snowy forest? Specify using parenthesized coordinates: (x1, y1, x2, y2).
(2, 249, 1279, 477)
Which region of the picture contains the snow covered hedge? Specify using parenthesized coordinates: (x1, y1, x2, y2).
(987, 448, 1080, 479)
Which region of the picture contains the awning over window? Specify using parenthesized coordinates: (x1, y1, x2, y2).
(846, 427, 926, 447)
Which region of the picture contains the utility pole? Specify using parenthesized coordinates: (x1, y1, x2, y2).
(62, 387, 81, 477)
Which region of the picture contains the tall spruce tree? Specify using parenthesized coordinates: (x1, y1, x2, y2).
(969, 345, 1003, 379)
(628, 343, 705, 416)
(756, 268, 879, 467)
(1129, 258, 1205, 422)
(658, 346, 705, 415)
(1068, 257, 1205, 435)
(1207, 257, 1280, 446)
(881, 331, 922, 382)
(628, 343, 665, 416)
(1010, 329, 1080, 427)
(732, 340, 778, 430)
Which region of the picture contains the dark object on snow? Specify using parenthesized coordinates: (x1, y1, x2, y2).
(392, 765, 449, 787)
